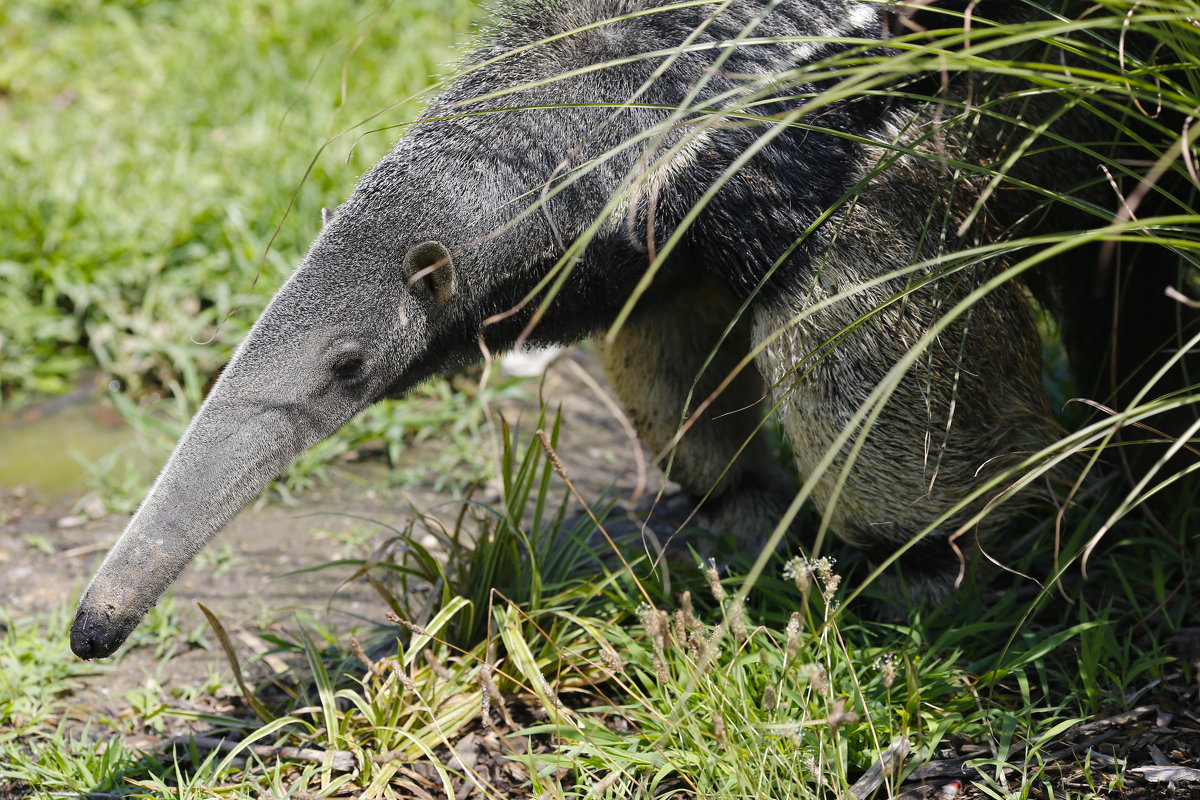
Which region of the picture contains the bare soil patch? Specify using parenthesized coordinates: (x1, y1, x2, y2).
(0, 348, 652, 715)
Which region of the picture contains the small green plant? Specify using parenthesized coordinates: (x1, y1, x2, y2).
(2, 726, 161, 798)
(23, 534, 55, 556)
(0, 604, 106, 734)
(124, 594, 207, 659)
(314, 524, 379, 560)
(194, 541, 242, 576)
(382, 408, 628, 647)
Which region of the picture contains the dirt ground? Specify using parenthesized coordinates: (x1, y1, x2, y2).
(1, 480, 401, 705)
(0, 348, 658, 715)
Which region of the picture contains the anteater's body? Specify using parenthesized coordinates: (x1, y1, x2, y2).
(71, 0, 1190, 658)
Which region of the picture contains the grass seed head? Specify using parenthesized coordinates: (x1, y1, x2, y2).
(388, 612, 430, 639)
(679, 589, 698, 628)
(535, 428, 568, 479)
(813, 556, 841, 601)
(423, 649, 452, 682)
(785, 612, 803, 663)
(349, 636, 377, 678)
(540, 674, 564, 709)
(728, 598, 747, 644)
(875, 654, 897, 689)
(713, 712, 727, 750)
(600, 644, 622, 676)
(640, 604, 669, 651)
(826, 697, 860, 735)
(782, 555, 810, 593)
(639, 605, 672, 682)
(481, 663, 503, 727)
(807, 663, 829, 697)
(705, 559, 725, 603)
(389, 661, 417, 693)
(696, 623, 724, 674)
(652, 651, 670, 684)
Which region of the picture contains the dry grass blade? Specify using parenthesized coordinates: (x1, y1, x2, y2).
(158, 734, 355, 771)
(196, 601, 275, 724)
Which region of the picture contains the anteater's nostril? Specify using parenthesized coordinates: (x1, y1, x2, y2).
(70, 605, 124, 660)
(331, 354, 364, 380)
(70, 624, 97, 660)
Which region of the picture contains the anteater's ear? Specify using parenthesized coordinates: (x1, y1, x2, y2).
(403, 241, 456, 304)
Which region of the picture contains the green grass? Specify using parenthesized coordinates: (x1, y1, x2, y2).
(3, 0, 1200, 797)
(3, 423, 1195, 796)
(0, 0, 480, 402)
(1, 604, 106, 734)
(0, 0, 527, 504)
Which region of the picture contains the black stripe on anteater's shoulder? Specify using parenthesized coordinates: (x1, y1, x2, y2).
(398, 0, 921, 305)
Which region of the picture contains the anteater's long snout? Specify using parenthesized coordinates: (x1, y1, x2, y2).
(69, 394, 310, 659)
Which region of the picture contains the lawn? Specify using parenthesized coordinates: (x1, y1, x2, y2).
(2, 1, 1199, 798)
(0, 0, 478, 401)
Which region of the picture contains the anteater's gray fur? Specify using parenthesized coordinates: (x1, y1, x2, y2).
(72, 0, 1180, 658)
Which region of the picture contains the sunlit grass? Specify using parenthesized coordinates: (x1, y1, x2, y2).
(3, 0, 1200, 797)
(1, 0, 518, 505)
(0, 0, 481, 401)
(4, 423, 1194, 796)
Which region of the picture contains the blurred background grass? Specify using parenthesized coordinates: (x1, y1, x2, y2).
(0, 0, 481, 403)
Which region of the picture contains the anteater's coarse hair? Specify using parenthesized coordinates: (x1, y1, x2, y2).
(71, 0, 1200, 661)
(400, 0, 1194, 587)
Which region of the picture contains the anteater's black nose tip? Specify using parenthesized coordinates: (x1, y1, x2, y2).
(70, 623, 99, 660)
(70, 606, 124, 660)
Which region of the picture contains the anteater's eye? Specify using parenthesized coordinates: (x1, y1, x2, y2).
(331, 355, 364, 380)
(328, 341, 366, 381)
